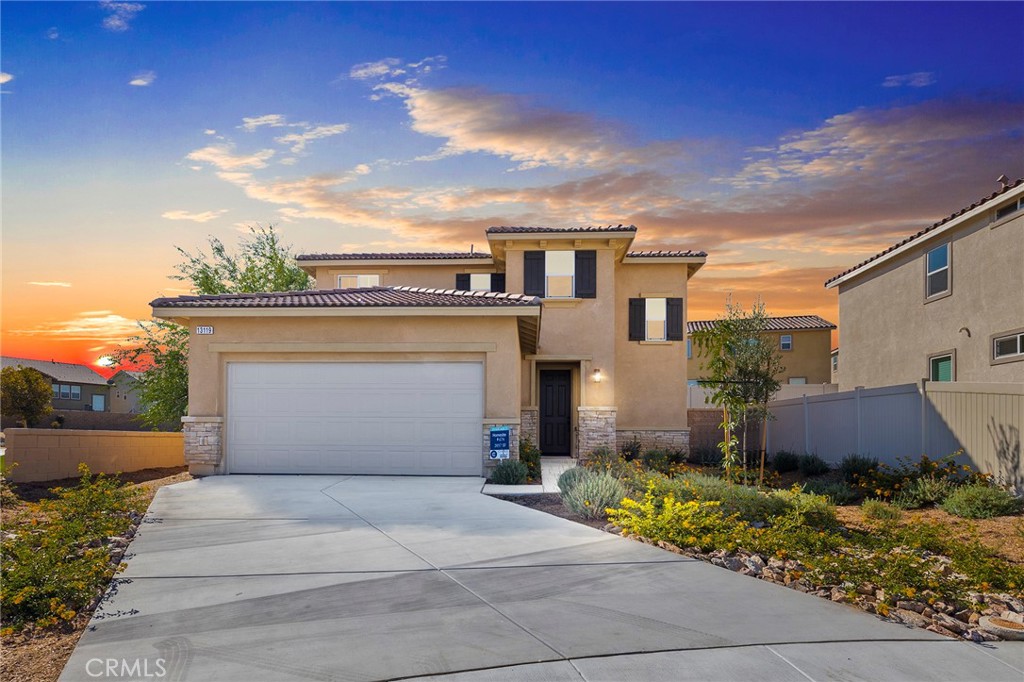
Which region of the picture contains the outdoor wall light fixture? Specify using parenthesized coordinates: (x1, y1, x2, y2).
(592, 369, 603, 383)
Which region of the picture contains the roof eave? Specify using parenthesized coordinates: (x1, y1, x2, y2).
(298, 257, 495, 272)
(151, 305, 541, 320)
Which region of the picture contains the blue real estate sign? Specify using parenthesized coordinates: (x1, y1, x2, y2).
(489, 426, 510, 460)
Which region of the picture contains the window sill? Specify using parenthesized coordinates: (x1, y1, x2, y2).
(639, 340, 674, 345)
(991, 354, 1024, 367)
(924, 289, 952, 305)
(542, 298, 583, 308)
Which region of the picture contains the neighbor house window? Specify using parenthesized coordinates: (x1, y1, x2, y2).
(929, 353, 954, 382)
(469, 273, 491, 291)
(59, 385, 70, 399)
(545, 251, 575, 298)
(337, 274, 380, 289)
(780, 334, 793, 351)
(628, 298, 683, 341)
(995, 197, 1023, 221)
(686, 338, 692, 359)
(52, 384, 59, 398)
(71, 386, 81, 400)
(926, 244, 949, 298)
(993, 330, 1024, 363)
(832, 354, 839, 371)
(789, 377, 807, 385)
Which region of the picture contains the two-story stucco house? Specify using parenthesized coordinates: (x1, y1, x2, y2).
(151, 225, 706, 477)
(686, 315, 836, 386)
(826, 178, 1024, 390)
(1, 356, 111, 413)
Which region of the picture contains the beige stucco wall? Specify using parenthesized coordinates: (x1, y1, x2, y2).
(4, 428, 184, 482)
(183, 315, 523, 424)
(687, 329, 833, 385)
(837, 209, 1024, 390)
(109, 374, 141, 414)
(313, 263, 496, 290)
(614, 262, 690, 430)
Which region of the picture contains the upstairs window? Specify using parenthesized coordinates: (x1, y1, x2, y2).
(628, 298, 684, 341)
(832, 354, 839, 371)
(926, 244, 949, 298)
(337, 274, 380, 289)
(780, 334, 793, 351)
(455, 273, 506, 293)
(523, 250, 596, 298)
(995, 197, 1023, 221)
(686, 338, 692, 359)
(993, 330, 1024, 363)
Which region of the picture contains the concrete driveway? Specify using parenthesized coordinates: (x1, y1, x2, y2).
(61, 476, 1023, 681)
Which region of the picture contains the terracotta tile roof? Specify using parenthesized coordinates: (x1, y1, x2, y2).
(296, 252, 486, 261)
(825, 178, 1024, 287)
(626, 249, 707, 258)
(1, 356, 109, 386)
(687, 315, 836, 333)
(486, 225, 638, 234)
(150, 286, 540, 310)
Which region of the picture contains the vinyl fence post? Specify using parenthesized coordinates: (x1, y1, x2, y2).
(920, 378, 928, 456)
(855, 386, 862, 455)
(803, 393, 810, 455)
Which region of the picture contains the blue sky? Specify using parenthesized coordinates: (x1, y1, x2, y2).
(2, 1, 1023, 365)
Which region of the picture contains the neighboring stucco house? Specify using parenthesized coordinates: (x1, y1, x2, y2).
(1, 356, 111, 413)
(686, 315, 836, 386)
(826, 178, 1024, 390)
(151, 225, 706, 477)
(107, 370, 143, 414)
(830, 347, 839, 385)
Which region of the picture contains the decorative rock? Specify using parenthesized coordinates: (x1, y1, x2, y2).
(896, 600, 925, 614)
(954, 608, 973, 623)
(892, 608, 931, 628)
(724, 557, 744, 572)
(744, 556, 764, 576)
(1000, 610, 1024, 624)
(830, 587, 847, 603)
(926, 624, 959, 639)
(934, 613, 968, 635)
(1001, 596, 1024, 613)
(855, 584, 876, 596)
(978, 616, 1024, 641)
(967, 628, 1001, 643)
(969, 612, 981, 625)
(922, 608, 935, 619)
(875, 589, 886, 602)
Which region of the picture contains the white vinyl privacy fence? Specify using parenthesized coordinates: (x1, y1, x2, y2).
(766, 381, 1024, 491)
(687, 382, 838, 409)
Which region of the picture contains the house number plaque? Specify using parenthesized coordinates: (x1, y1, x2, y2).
(195, 326, 215, 335)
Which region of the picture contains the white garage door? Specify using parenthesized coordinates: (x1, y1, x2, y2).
(227, 362, 484, 475)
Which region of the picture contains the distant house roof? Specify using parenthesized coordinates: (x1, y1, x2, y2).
(486, 225, 638, 234)
(296, 252, 485, 261)
(1, 356, 109, 386)
(626, 249, 707, 258)
(107, 370, 143, 384)
(150, 286, 541, 310)
(825, 178, 1024, 288)
(687, 315, 836, 333)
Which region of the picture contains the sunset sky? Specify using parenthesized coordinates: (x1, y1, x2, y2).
(2, 1, 1023, 373)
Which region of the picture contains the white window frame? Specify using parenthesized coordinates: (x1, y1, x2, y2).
(925, 243, 950, 299)
(992, 328, 1024, 365)
(780, 334, 793, 351)
(995, 197, 1023, 221)
(644, 298, 668, 341)
(71, 385, 81, 400)
(788, 377, 807, 385)
(686, 337, 692, 359)
(831, 354, 838, 371)
(52, 384, 59, 398)
(928, 351, 955, 382)
(544, 251, 575, 298)
(469, 273, 492, 291)
(59, 384, 70, 399)
(337, 274, 380, 289)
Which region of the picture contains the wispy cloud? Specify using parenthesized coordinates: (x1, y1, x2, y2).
(240, 114, 293, 131)
(100, 1, 145, 32)
(27, 281, 72, 288)
(46, 27, 60, 40)
(161, 209, 228, 223)
(275, 123, 350, 153)
(11, 311, 141, 343)
(0, 73, 13, 85)
(186, 143, 275, 170)
(882, 71, 936, 88)
(129, 70, 156, 87)
(350, 58, 405, 81)
(203, 129, 217, 135)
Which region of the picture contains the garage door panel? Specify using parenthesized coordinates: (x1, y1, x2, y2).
(227, 362, 483, 475)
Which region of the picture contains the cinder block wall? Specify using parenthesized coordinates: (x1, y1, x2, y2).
(687, 409, 761, 454)
(3, 429, 184, 482)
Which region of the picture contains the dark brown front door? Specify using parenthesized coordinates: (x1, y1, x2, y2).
(539, 370, 572, 455)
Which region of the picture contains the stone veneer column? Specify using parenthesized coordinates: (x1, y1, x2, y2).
(482, 423, 519, 476)
(181, 416, 223, 476)
(519, 409, 539, 446)
(616, 429, 691, 455)
(577, 406, 617, 457)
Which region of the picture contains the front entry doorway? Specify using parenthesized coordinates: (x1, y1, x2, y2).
(539, 369, 572, 455)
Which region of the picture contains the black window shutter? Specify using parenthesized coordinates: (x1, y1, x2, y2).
(667, 298, 684, 340)
(524, 251, 545, 296)
(575, 250, 597, 298)
(455, 273, 470, 290)
(490, 273, 506, 293)
(628, 298, 645, 341)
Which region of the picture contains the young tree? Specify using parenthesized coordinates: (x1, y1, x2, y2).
(691, 298, 783, 483)
(1, 366, 54, 427)
(112, 225, 313, 430)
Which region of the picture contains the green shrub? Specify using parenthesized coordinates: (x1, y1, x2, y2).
(556, 466, 591, 494)
(772, 450, 800, 473)
(798, 453, 831, 477)
(620, 436, 642, 461)
(1, 465, 140, 631)
(893, 477, 956, 509)
(941, 484, 1023, 519)
(771, 487, 837, 528)
(676, 473, 790, 523)
(607, 487, 753, 552)
(641, 449, 675, 474)
(561, 471, 627, 519)
(519, 438, 542, 481)
(489, 460, 528, 485)
(862, 498, 902, 523)
(840, 454, 879, 484)
(800, 479, 858, 506)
